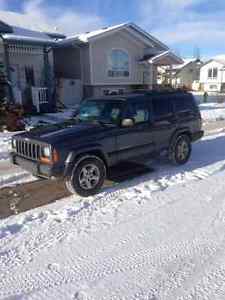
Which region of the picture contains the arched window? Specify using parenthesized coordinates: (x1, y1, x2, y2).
(108, 49, 129, 78)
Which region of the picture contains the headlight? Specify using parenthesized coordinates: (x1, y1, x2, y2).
(42, 146, 51, 157)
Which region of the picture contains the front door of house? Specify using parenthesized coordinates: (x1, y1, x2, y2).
(60, 79, 83, 107)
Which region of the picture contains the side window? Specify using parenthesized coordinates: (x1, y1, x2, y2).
(174, 95, 195, 112)
(152, 96, 172, 120)
(127, 102, 149, 124)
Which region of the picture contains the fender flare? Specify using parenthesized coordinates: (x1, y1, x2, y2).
(63, 147, 109, 177)
(169, 128, 192, 147)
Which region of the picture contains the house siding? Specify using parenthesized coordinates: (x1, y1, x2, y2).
(81, 45, 91, 85)
(54, 47, 81, 79)
(176, 62, 201, 88)
(90, 30, 148, 86)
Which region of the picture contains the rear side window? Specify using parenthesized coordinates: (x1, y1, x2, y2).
(152, 96, 173, 119)
(126, 101, 150, 124)
(173, 95, 196, 112)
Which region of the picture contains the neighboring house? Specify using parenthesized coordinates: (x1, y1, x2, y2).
(54, 23, 183, 106)
(158, 58, 203, 90)
(0, 10, 65, 112)
(200, 58, 225, 92)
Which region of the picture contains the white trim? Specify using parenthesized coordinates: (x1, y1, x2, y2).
(88, 23, 169, 50)
(79, 47, 84, 83)
(107, 48, 131, 79)
(64, 22, 169, 51)
(124, 27, 154, 48)
(119, 30, 148, 49)
(89, 43, 94, 85)
(128, 23, 169, 50)
(147, 50, 183, 65)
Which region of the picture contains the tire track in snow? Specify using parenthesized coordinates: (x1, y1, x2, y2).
(1, 156, 225, 274)
(0, 233, 223, 299)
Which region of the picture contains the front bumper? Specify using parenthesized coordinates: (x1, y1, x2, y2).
(10, 153, 63, 179)
(192, 130, 204, 142)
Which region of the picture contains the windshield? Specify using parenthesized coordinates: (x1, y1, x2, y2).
(76, 100, 124, 124)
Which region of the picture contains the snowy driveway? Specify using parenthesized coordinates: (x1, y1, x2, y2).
(1, 103, 225, 299)
(0, 130, 225, 299)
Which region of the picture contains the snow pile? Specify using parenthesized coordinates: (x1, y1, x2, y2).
(200, 102, 225, 122)
(0, 132, 14, 161)
(25, 109, 77, 129)
(0, 132, 35, 188)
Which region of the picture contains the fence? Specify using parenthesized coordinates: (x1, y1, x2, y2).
(31, 87, 48, 113)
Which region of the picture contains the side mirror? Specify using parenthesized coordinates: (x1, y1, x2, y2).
(121, 118, 135, 128)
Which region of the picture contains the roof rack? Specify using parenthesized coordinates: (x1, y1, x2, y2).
(130, 88, 189, 96)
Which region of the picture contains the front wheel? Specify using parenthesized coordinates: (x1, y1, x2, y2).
(169, 134, 192, 165)
(65, 155, 106, 197)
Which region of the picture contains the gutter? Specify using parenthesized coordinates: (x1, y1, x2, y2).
(2, 35, 58, 47)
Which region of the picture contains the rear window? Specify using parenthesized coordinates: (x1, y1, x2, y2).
(173, 94, 196, 112)
(152, 96, 173, 119)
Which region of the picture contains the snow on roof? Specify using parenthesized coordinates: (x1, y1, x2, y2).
(0, 10, 58, 34)
(6, 26, 53, 41)
(66, 23, 128, 43)
(211, 55, 225, 66)
(214, 54, 225, 61)
(63, 22, 169, 51)
(2, 33, 57, 45)
(202, 56, 225, 67)
(172, 58, 194, 70)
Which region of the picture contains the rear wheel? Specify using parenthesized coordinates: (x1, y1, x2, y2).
(169, 134, 191, 165)
(65, 155, 106, 197)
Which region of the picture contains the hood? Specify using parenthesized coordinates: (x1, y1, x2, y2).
(17, 121, 109, 144)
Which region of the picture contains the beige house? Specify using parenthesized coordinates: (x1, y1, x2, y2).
(158, 59, 203, 90)
(54, 23, 183, 106)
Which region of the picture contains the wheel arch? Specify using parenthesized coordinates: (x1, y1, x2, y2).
(64, 147, 108, 177)
(169, 128, 192, 146)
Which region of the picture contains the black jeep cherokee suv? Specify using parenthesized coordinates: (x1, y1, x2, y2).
(11, 91, 203, 197)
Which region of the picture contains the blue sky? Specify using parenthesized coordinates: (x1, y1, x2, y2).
(1, 0, 225, 59)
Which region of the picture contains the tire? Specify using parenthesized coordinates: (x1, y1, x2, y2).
(169, 134, 192, 165)
(65, 155, 106, 197)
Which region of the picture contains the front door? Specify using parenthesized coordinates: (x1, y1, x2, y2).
(116, 100, 154, 161)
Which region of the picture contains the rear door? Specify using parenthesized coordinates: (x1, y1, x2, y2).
(150, 95, 177, 151)
(116, 98, 154, 161)
(173, 94, 201, 130)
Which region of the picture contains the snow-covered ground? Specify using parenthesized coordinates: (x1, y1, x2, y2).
(1, 132, 225, 299)
(200, 102, 225, 122)
(0, 132, 36, 188)
(1, 105, 225, 299)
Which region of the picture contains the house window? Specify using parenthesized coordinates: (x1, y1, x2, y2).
(208, 68, 218, 79)
(209, 85, 218, 90)
(25, 66, 35, 86)
(108, 49, 129, 78)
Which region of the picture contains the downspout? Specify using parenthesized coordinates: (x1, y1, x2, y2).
(43, 46, 54, 111)
(0, 35, 14, 102)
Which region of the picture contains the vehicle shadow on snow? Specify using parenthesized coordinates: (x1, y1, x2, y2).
(101, 134, 225, 196)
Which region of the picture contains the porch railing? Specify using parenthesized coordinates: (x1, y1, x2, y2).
(31, 87, 48, 113)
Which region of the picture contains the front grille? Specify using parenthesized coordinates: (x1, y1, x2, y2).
(15, 139, 41, 161)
